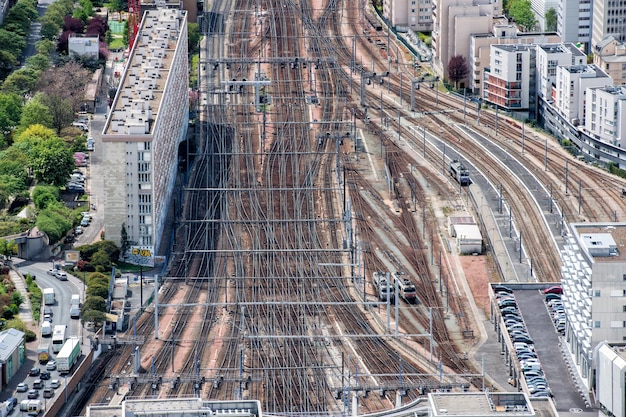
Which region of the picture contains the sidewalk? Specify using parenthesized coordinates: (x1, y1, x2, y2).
(9, 268, 34, 325)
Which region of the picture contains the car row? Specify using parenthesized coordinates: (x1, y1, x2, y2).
(46, 268, 67, 281)
(496, 287, 552, 398)
(544, 288, 565, 334)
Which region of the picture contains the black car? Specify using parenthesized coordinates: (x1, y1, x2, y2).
(29, 367, 40, 377)
(40, 370, 51, 380)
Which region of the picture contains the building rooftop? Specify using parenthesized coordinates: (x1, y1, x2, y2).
(572, 224, 626, 262)
(428, 392, 535, 416)
(562, 64, 608, 77)
(595, 85, 626, 96)
(493, 44, 533, 52)
(103, 8, 186, 137)
(87, 398, 262, 417)
(0, 328, 24, 361)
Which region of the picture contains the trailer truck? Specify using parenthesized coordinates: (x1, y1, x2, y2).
(43, 287, 55, 305)
(37, 342, 50, 363)
(56, 336, 81, 373)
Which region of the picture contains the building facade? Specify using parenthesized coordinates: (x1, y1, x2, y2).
(101, 8, 188, 253)
(583, 86, 626, 147)
(591, 0, 626, 51)
(561, 223, 626, 392)
(68, 35, 100, 59)
(554, 64, 611, 122)
(595, 342, 626, 416)
(432, 0, 499, 82)
(593, 35, 626, 86)
(536, 43, 586, 102)
(530, 0, 558, 31)
(0, 329, 25, 388)
(484, 44, 534, 111)
(557, 0, 591, 50)
(383, 0, 433, 32)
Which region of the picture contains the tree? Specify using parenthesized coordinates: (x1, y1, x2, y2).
(36, 203, 73, 243)
(188, 23, 200, 55)
(0, 50, 18, 80)
(81, 310, 106, 330)
(120, 223, 129, 260)
(2, 68, 40, 98)
(25, 54, 50, 72)
(82, 295, 106, 312)
(32, 185, 59, 209)
(86, 283, 109, 299)
(29, 137, 75, 186)
(447, 55, 469, 89)
(545, 8, 557, 32)
(507, 0, 537, 31)
(39, 17, 61, 41)
(0, 93, 23, 140)
(0, 28, 27, 58)
(38, 63, 90, 133)
(86, 271, 109, 286)
(18, 96, 53, 132)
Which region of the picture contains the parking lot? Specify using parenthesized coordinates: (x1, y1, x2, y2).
(491, 285, 591, 411)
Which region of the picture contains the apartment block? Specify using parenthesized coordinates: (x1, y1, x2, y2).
(536, 43, 585, 101)
(595, 342, 626, 417)
(554, 64, 611, 122)
(557, 0, 591, 50)
(470, 22, 560, 95)
(583, 86, 626, 147)
(531, 0, 558, 31)
(101, 8, 188, 252)
(432, 0, 498, 82)
(561, 223, 626, 391)
(383, 0, 433, 32)
(594, 35, 626, 86)
(484, 44, 534, 111)
(591, 0, 626, 51)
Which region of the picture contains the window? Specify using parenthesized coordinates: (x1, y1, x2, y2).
(594, 290, 601, 297)
(594, 321, 601, 328)
(623, 305, 626, 312)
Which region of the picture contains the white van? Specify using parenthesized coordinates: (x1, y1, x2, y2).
(41, 321, 52, 337)
(70, 294, 80, 307)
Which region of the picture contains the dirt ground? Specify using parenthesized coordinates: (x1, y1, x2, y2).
(459, 255, 492, 317)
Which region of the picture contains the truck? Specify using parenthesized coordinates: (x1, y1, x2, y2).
(37, 341, 50, 363)
(43, 287, 55, 305)
(41, 320, 52, 337)
(19, 400, 41, 416)
(56, 336, 81, 373)
(70, 294, 80, 307)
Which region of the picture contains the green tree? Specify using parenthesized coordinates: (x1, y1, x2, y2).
(0, 29, 27, 58)
(36, 203, 73, 243)
(0, 50, 18, 80)
(82, 295, 106, 312)
(86, 282, 109, 299)
(188, 22, 200, 55)
(39, 17, 61, 41)
(0, 93, 22, 140)
(90, 249, 111, 270)
(17, 95, 53, 132)
(86, 271, 109, 286)
(29, 137, 75, 186)
(507, 0, 537, 31)
(25, 54, 50, 72)
(545, 8, 557, 32)
(2, 68, 40, 99)
(32, 185, 59, 209)
(81, 309, 106, 330)
(35, 39, 56, 55)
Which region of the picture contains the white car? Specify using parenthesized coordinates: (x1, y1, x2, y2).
(49, 379, 60, 389)
(75, 226, 83, 235)
(46, 361, 56, 371)
(16, 382, 28, 392)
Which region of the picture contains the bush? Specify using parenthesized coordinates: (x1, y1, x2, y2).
(4, 318, 36, 342)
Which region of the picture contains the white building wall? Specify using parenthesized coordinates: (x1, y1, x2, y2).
(595, 344, 626, 417)
(585, 87, 626, 147)
(68, 36, 100, 59)
(555, 65, 612, 121)
(536, 44, 578, 100)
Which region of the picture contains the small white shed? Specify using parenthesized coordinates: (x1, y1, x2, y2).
(453, 224, 483, 255)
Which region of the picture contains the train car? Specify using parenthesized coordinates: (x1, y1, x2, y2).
(373, 272, 395, 303)
(448, 160, 470, 186)
(392, 272, 418, 304)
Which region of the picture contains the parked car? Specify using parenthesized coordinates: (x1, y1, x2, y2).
(493, 285, 513, 293)
(49, 379, 60, 389)
(80, 217, 90, 227)
(16, 382, 28, 392)
(27, 389, 39, 399)
(499, 299, 517, 308)
(513, 335, 534, 344)
(29, 367, 40, 376)
(46, 361, 56, 371)
(544, 285, 563, 294)
(75, 226, 83, 235)
(545, 293, 561, 302)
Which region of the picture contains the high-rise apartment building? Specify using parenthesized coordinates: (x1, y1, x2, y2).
(557, 0, 591, 50)
(591, 0, 626, 51)
(383, 0, 433, 32)
(101, 8, 189, 253)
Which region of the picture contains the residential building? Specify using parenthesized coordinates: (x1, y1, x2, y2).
(554, 64, 611, 122)
(591, 0, 626, 51)
(583, 86, 626, 147)
(68, 35, 100, 60)
(432, 0, 499, 83)
(0, 328, 25, 388)
(383, 0, 433, 32)
(484, 44, 534, 112)
(469, 22, 560, 95)
(530, 0, 558, 32)
(560, 223, 626, 391)
(593, 35, 626, 86)
(101, 8, 189, 253)
(536, 43, 585, 101)
(557, 0, 591, 50)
